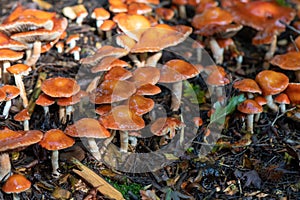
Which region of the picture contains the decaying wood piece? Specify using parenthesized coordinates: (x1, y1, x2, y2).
(71, 157, 125, 200)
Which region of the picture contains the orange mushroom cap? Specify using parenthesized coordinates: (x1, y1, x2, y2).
(7, 63, 31, 75)
(274, 93, 290, 104)
(132, 66, 160, 87)
(41, 77, 80, 98)
(99, 105, 145, 131)
(255, 70, 289, 96)
(155, 7, 175, 20)
(91, 7, 110, 21)
(135, 83, 161, 95)
(0, 49, 24, 62)
(127, 2, 152, 15)
(233, 78, 262, 94)
(1, 85, 20, 101)
(237, 99, 263, 114)
(270, 52, 300, 71)
(65, 118, 111, 138)
(104, 66, 132, 80)
(158, 59, 200, 83)
(225, 1, 295, 34)
(2, 174, 31, 194)
(254, 96, 267, 106)
(90, 79, 136, 104)
(39, 129, 75, 151)
(285, 83, 300, 104)
(130, 24, 192, 53)
(0, 32, 27, 51)
(14, 109, 30, 122)
(0, 129, 43, 152)
(126, 94, 154, 115)
(36, 93, 55, 107)
(150, 117, 185, 136)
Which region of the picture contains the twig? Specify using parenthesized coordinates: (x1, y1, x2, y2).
(271, 107, 296, 127)
(279, 20, 300, 35)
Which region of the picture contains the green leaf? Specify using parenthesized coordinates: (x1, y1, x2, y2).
(209, 94, 246, 125)
(276, 0, 288, 6)
(183, 81, 206, 104)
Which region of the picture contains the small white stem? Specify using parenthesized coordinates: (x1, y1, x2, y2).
(128, 136, 138, 147)
(255, 113, 261, 122)
(12, 193, 20, 200)
(120, 131, 129, 153)
(171, 81, 183, 111)
(14, 74, 28, 108)
(59, 106, 66, 123)
(23, 120, 29, 131)
(247, 114, 254, 133)
(178, 5, 186, 19)
(265, 95, 278, 112)
(87, 138, 101, 161)
(73, 51, 80, 60)
(65, 105, 74, 119)
(0, 153, 11, 181)
(145, 51, 162, 67)
(52, 150, 60, 177)
(265, 35, 277, 61)
(26, 41, 41, 66)
(279, 104, 286, 113)
(43, 106, 49, 116)
(209, 38, 224, 64)
(3, 100, 12, 119)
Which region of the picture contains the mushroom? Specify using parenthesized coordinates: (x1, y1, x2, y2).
(135, 83, 161, 96)
(127, 2, 152, 15)
(205, 65, 230, 102)
(66, 34, 80, 49)
(131, 66, 160, 88)
(35, 93, 55, 116)
(91, 7, 110, 28)
(0, 129, 43, 182)
(2, 174, 31, 200)
(99, 20, 116, 41)
(104, 66, 132, 80)
(270, 51, 300, 82)
(150, 117, 185, 139)
(155, 7, 175, 21)
(274, 93, 290, 113)
(41, 77, 80, 122)
(172, 0, 188, 19)
(13, 109, 30, 131)
(69, 46, 81, 61)
(0, 32, 27, 51)
(224, 1, 296, 61)
(126, 94, 155, 116)
(255, 70, 289, 112)
(99, 105, 145, 152)
(233, 78, 262, 99)
(158, 59, 201, 111)
(72, 4, 88, 26)
(7, 64, 31, 108)
(237, 99, 263, 133)
(1, 85, 20, 118)
(39, 129, 75, 177)
(65, 118, 111, 161)
(0, 49, 24, 83)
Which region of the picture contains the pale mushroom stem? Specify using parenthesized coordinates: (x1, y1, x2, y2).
(65, 105, 74, 119)
(247, 114, 254, 133)
(171, 81, 183, 111)
(3, 100, 12, 119)
(129, 54, 143, 67)
(255, 113, 261, 122)
(0, 153, 11, 181)
(26, 41, 41, 66)
(43, 106, 49, 116)
(12, 193, 20, 200)
(209, 38, 224, 64)
(59, 106, 66, 123)
(120, 131, 129, 153)
(178, 5, 187, 19)
(145, 51, 162, 67)
(265, 35, 277, 61)
(99, 131, 115, 156)
(279, 103, 286, 113)
(87, 138, 101, 161)
(23, 120, 29, 131)
(128, 136, 138, 147)
(51, 150, 60, 177)
(73, 51, 80, 61)
(14, 74, 28, 108)
(265, 95, 278, 112)
(2, 61, 11, 84)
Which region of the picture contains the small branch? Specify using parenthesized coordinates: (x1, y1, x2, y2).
(271, 107, 296, 127)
